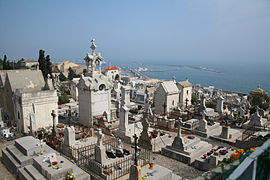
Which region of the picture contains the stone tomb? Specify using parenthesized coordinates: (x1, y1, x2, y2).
(210, 126, 242, 143)
(113, 86, 142, 143)
(161, 120, 212, 164)
(243, 108, 268, 128)
(194, 112, 221, 137)
(138, 116, 174, 152)
(62, 126, 97, 160)
(2, 136, 90, 179)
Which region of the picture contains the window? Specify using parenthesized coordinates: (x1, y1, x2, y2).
(172, 100, 174, 105)
(187, 90, 189, 95)
(99, 84, 106, 91)
(18, 111, 20, 119)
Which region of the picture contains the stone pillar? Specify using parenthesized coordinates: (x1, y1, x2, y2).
(121, 86, 130, 107)
(51, 110, 56, 139)
(95, 129, 106, 164)
(216, 96, 224, 114)
(64, 126, 75, 146)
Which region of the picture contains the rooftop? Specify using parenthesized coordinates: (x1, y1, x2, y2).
(104, 66, 120, 70)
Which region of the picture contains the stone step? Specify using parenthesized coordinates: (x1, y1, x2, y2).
(24, 165, 47, 180)
(1, 148, 20, 174)
(18, 167, 34, 180)
(6, 144, 32, 166)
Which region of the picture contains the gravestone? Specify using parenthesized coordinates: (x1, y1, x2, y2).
(95, 129, 106, 164)
(138, 117, 152, 150)
(64, 126, 75, 146)
(197, 111, 208, 132)
(199, 95, 206, 114)
(220, 126, 230, 139)
(171, 119, 184, 151)
(216, 96, 224, 114)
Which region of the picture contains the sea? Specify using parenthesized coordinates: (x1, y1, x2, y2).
(112, 60, 270, 94)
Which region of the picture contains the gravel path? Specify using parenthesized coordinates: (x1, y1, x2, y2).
(152, 152, 204, 179)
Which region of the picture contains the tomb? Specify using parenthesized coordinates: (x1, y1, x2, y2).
(2, 136, 90, 179)
(62, 126, 97, 160)
(161, 120, 212, 164)
(210, 125, 242, 144)
(77, 39, 113, 127)
(138, 115, 174, 152)
(243, 107, 268, 128)
(113, 86, 142, 143)
(194, 111, 221, 137)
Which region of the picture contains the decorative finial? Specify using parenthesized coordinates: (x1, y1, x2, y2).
(257, 84, 260, 89)
(90, 39, 96, 55)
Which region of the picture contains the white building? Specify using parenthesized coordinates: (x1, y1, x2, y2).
(103, 66, 121, 81)
(77, 39, 113, 127)
(154, 79, 193, 114)
(20, 59, 39, 69)
(177, 79, 193, 107)
(0, 70, 58, 133)
(154, 81, 179, 114)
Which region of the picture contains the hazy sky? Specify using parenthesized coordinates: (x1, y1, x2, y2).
(0, 0, 270, 64)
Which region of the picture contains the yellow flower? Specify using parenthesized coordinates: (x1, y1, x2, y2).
(236, 149, 245, 154)
(231, 152, 241, 159)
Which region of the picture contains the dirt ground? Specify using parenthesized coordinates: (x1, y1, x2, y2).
(0, 138, 16, 180)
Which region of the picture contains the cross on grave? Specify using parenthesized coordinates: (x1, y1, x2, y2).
(177, 119, 183, 138)
(68, 106, 72, 127)
(51, 110, 56, 139)
(133, 134, 139, 165)
(185, 98, 189, 108)
(96, 129, 104, 146)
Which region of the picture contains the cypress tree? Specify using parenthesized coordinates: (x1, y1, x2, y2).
(3, 55, 7, 70)
(38, 50, 46, 78)
(45, 55, 52, 78)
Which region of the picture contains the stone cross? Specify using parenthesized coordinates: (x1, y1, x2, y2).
(51, 110, 56, 139)
(185, 98, 189, 108)
(177, 119, 183, 138)
(68, 106, 72, 127)
(96, 129, 104, 146)
(133, 134, 139, 165)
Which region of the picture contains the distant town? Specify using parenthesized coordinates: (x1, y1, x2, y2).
(0, 40, 269, 180)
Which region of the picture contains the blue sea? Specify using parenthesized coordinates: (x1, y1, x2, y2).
(113, 60, 270, 94)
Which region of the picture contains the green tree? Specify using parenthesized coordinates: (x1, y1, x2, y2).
(68, 67, 76, 80)
(38, 50, 53, 80)
(191, 94, 199, 105)
(38, 50, 46, 78)
(248, 93, 270, 113)
(59, 72, 67, 81)
(45, 55, 52, 78)
(58, 94, 70, 105)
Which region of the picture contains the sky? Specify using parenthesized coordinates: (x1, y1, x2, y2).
(0, 0, 270, 65)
